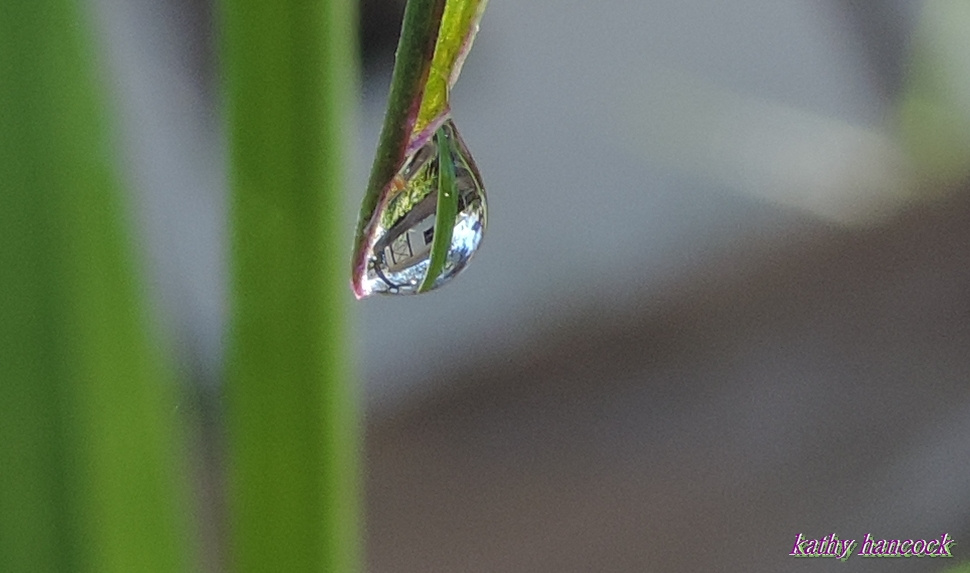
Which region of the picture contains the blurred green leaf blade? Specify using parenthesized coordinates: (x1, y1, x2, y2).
(0, 1, 191, 571)
(221, 0, 359, 570)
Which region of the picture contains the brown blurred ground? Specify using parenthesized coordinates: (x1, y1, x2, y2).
(366, 185, 970, 572)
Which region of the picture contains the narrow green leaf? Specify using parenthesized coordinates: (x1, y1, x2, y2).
(413, 0, 488, 136)
(221, 0, 359, 570)
(352, 0, 446, 282)
(0, 1, 190, 572)
(419, 126, 460, 292)
(352, 0, 487, 286)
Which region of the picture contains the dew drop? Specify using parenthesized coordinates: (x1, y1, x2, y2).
(353, 119, 486, 298)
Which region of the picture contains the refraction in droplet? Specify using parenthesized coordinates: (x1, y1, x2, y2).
(353, 119, 486, 298)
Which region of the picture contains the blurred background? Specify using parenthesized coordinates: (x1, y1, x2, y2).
(89, 0, 970, 570)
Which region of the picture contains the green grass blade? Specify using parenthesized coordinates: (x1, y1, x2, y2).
(413, 0, 488, 135)
(0, 1, 191, 572)
(352, 0, 446, 284)
(351, 0, 488, 290)
(419, 126, 460, 292)
(221, 0, 359, 570)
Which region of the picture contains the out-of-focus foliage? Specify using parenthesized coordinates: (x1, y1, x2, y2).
(897, 0, 970, 188)
(0, 1, 190, 571)
(221, 0, 359, 570)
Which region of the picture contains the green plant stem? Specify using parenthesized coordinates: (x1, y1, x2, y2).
(0, 1, 190, 571)
(221, 0, 358, 571)
(352, 0, 447, 274)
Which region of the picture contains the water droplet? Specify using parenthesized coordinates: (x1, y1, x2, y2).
(353, 119, 486, 298)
